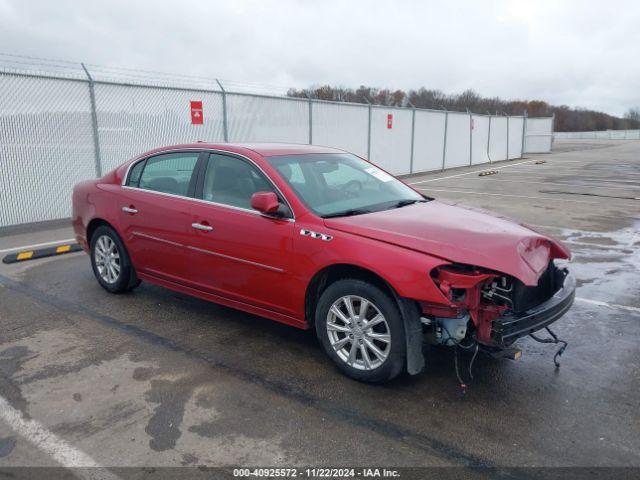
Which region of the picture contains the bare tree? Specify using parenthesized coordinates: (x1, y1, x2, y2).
(625, 107, 640, 122)
(286, 85, 640, 131)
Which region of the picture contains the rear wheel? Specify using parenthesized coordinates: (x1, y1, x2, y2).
(316, 279, 406, 383)
(90, 225, 139, 293)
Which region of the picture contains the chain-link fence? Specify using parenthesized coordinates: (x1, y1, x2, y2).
(554, 130, 640, 140)
(0, 57, 553, 228)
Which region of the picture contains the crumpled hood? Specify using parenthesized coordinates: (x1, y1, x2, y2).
(324, 201, 571, 286)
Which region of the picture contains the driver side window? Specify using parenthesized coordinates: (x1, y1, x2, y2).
(202, 154, 291, 216)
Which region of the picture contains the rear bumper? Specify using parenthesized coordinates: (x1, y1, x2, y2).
(491, 269, 575, 344)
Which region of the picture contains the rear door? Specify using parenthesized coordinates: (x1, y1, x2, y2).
(188, 152, 296, 315)
(119, 151, 204, 284)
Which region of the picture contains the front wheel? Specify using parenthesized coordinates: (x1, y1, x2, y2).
(90, 225, 139, 294)
(315, 279, 406, 383)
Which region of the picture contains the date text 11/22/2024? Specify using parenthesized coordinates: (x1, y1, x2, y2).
(233, 468, 400, 477)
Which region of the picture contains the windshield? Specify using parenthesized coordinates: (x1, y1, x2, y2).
(267, 153, 427, 217)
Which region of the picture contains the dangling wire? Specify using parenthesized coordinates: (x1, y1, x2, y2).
(529, 326, 568, 368)
(442, 323, 478, 395)
(468, 343, 479, 380)
(453, 345, 467, 396)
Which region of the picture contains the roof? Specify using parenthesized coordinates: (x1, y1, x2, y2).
(141, 142, 346, 158)
(230, 143, 345, 156)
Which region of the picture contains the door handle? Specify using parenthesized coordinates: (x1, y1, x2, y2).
(122, 206, 138, 214)
(191, 223, 213, 232)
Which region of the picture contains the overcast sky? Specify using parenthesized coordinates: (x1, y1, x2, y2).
(0, 0, 638, 116)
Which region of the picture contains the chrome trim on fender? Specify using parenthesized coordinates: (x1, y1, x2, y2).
(300, 229, 333, 241)
(187, 245, 284, 273)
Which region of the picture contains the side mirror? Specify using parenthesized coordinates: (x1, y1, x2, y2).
(251, 191, 280, 215)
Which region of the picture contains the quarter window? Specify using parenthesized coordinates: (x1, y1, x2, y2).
(136, 152, 199, 196)
(127, 160, 146, 188)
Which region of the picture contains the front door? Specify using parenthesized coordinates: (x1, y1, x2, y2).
(118, 151, 202, 284)
(188, 153, 295, 316)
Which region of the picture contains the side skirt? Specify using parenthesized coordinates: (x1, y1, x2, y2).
(137, 272, 308, 330)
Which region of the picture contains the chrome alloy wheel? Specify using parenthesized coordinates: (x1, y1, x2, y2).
(326, 295, 391, 371)
(94, 235, 121, 284)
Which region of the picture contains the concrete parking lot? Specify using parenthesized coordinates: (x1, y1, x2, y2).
(0, 139, 638, 472)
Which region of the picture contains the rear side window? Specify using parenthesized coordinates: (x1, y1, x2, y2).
(136, 152, 199, 196)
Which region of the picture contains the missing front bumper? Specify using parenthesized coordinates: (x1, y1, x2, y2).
(491, 269, 576, 344)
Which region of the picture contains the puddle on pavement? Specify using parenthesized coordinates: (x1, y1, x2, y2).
(551, 225, 639, 308)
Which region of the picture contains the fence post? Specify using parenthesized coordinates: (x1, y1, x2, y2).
(440, 106, 448, 171)
(363, 97, 372, 160)
(307, 94, 313, 145)
(551, 112, 556, 150)
(486, 111, 492, 164)
(521, 109, 527, 156)
(503, 111, 510, 160)
(81, 63, 102, 178)
(215, 79, 229, 142)
(409, 101, 416, 174)
(468, 108, 473, 166)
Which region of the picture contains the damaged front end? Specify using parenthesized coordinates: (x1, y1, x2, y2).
(420, 259, 575, 351)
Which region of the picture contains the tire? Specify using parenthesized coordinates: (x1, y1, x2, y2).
(315, 279, 406, 383)
(90, 225, 140, 294)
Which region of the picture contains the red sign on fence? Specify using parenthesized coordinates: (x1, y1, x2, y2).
(387, 114, 393, 129)
(190, 101, 203, 125)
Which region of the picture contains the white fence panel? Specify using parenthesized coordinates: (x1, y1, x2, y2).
(369, 108, 412, 175)
(559, 130, 640, 140)
(610, 130, 626, 140)
(0, 74, 96, 227)
(312, 101, 368, 158)
(524, 117, 553, 153)
(508, 116, 524, 159)
(413, 110, 446, 172)
(489, 117, 508, 161)
(0, 66, 552, 228)
(444, 112, 471, 168)
(227, 94, 308, 144)
(94, 84, 225, 172)
(471, 115, 490, 165)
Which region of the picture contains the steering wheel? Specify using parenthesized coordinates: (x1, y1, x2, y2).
(341, 180, 363, 198)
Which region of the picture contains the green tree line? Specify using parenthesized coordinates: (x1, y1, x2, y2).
(287, 86, 640, 132)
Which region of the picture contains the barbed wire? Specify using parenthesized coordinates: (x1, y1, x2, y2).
(0, 52, 294, 95)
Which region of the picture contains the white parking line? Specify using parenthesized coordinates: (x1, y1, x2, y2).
(561, 240, 632, 251)
(479, 170, 640, 184)
(414, 188, 611, 205)
(576, 297, 640, 314)
(0, 238, 76, 254)
(0, 396, 119, 478)
(407, 159, 540, 185)
(431, 177, 640, 191)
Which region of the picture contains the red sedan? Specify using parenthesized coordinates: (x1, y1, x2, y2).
(72, 143, 575, 383)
